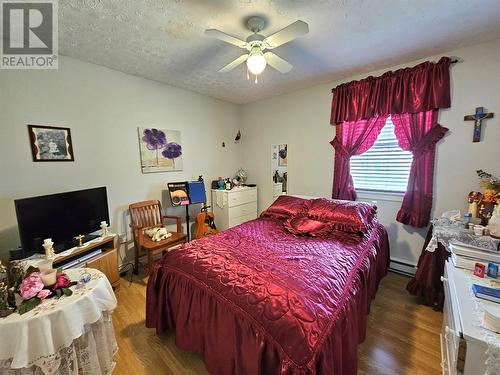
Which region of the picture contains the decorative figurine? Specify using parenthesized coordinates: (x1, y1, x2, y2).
(488, 209, 500, 239)
(468, 191, 483, 218)
(42, 238, 55, 258)
(476, 170, 499, 225)
(74, 234, 85, 247)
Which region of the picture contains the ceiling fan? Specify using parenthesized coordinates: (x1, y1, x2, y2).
(205, 16, 309, 83)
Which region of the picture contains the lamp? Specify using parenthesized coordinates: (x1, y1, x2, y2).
(246, 48, 267, 75)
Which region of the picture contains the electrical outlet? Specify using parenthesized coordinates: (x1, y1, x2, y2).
(118, 233, 127, 243)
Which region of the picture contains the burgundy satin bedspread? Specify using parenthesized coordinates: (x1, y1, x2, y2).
(146, 217, 389, 375)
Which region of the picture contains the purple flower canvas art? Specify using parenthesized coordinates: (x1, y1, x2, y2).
(138, 127, 183, 173)
(142, 129, 167, 150)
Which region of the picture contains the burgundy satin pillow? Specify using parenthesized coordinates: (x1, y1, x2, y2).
(260, 195, 310, 220)
(305, 198, 377, 234)
(283, 214, 333, 237)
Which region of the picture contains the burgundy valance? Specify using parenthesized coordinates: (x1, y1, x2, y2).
(330, 57, 451, 125)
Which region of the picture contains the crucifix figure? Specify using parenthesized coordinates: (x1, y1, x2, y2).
(464, 107, 494, 142)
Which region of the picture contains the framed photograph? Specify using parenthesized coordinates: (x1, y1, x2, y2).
(138, 127, 183, 173)
(278, 144, 287, 167)
(28, 125, 74, 162)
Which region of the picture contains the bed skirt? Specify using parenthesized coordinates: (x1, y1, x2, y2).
(146, 226, 389, 375)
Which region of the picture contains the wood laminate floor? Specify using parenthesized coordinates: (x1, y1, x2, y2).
(112, 270, 443, 375)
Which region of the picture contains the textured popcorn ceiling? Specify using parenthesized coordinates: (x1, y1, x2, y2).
(60, 0, 500, 104)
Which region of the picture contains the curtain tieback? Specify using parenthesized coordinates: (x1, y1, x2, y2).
(329, 137, 350, 158)
(410, 124, 449, 157)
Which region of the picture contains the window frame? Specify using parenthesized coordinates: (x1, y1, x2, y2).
(350, 117, 412, 198)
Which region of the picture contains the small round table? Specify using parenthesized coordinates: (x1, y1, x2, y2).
(0, 268, 117, 375)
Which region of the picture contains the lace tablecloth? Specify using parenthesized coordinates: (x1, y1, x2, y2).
(425, 219, 500, 253)
(0, 268, 117, 375)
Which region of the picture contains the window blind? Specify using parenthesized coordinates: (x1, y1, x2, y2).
(350, 118, 413, 193)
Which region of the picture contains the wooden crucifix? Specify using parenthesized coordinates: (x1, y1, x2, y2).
(464, 107, 494, 142)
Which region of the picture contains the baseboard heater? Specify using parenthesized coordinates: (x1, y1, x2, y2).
(389, 258, 416, 276)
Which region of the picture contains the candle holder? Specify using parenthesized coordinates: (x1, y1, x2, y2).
(38, 258, 53, 273)
(100, 221, 109, 237)
(40, 269, 57, 287)
(42, 238, 55, 258)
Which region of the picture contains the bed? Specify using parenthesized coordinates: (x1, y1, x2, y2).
(146, 197, 389, 375)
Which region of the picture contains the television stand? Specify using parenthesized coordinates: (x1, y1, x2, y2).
(52, 235, 120, 290)
(82, 233, 100, 243)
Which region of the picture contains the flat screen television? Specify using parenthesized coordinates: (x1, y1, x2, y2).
(15, 187, 110, 257)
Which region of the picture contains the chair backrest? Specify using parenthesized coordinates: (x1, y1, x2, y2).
(129, 200, 163, 230)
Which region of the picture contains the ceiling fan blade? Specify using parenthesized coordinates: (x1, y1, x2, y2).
(264, 20, 309, 48)
(264, 52, 293, 73)
(219, 54, 249, 73)
(205, 29, 247, 48)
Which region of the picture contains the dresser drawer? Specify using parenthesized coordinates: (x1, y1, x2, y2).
(228, 202, 257, 218)
(442, 267, 460, 374)
(228, 212, 257, 227)
(228, 189, 257, 207)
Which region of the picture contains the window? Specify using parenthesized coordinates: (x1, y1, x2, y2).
(350, 117, 412, 193)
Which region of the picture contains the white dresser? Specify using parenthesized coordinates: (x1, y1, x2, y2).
(211, 186, 258, 231)
(441, 260, 500, 374)
(273, 182, 284, 201)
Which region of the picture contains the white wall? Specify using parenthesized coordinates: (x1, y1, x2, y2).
(2, 39, 499, 267)
(0, 56, 242, 261)
(240, 38, 500, 270)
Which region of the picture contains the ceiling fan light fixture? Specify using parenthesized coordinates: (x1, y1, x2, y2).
(246, 51, 267, 75)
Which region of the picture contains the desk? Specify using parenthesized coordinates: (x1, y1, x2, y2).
(0, 268, 117, 375)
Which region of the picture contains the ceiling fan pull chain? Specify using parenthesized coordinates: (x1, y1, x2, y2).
(254, 75, 258, 84)
(246, 67, 250, 81)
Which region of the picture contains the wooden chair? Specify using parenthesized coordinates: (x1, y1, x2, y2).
(129, 200, 187, 274)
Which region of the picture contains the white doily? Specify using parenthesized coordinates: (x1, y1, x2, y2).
(425, 219, 500, 253)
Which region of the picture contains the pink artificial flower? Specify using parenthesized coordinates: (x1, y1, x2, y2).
(37, 289, 52, 299)
(19, 272, 44, 300)
(54, 273, 70, 289)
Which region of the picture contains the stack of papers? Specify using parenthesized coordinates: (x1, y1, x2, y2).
(450, 241, 500, 271)
(484, 304, 500, 333)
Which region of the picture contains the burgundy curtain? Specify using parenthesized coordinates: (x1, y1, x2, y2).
(392, 110, 448, 227)
(330, 57, 451, 125)
(329, 57, 451, 227)
(330, 116, 388, 200)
